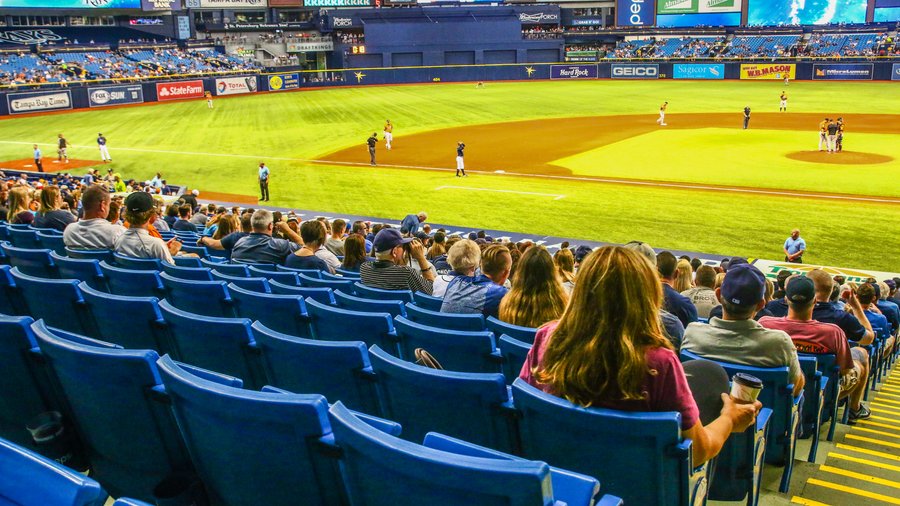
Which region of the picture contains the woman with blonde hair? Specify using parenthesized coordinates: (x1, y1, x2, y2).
(33, 185, 75, 232)
(674, 258, 693, 292)
(499, 246, 568, 328)
(7, 186, 34, 225)
(521, 246, 760, 466)
(554, 248, 577, 293)
(212, 214, 238, 241)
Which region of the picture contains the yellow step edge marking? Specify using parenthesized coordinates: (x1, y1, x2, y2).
(857, 419, 900, 431)
(882, 386, 900, 393)
(820, 465, 900, 489)
(874, 397, 900, 406)
(872, 405, 900, 416)
(828, 452, 900, 473)
(836, 443, 900, 462)
(853, 426, 900, 439)
(807, 478, 900, 505)
(790, 497, 830, 506)
(878, 392, 900, 400)
(871, 414, 900, 424)
(846, 434, 900, 449)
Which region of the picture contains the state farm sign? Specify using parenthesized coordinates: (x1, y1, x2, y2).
(156, 80, 205, 101)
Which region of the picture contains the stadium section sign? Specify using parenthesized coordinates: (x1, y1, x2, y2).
(616, 0, 656, 26)
(88, 85, 144, 108)
(739, 64, 795, 80)
(215, 76, 258, 96)
(268, 73, 300, 91)
(611, 63, 659, 79)
(894, 63, 900, 81)
(550, 65, 598, 79)
(156, 80, 205, 101)
(657, 0, 742, 14)
(7, 90, 72, 115)
(673, 63, 724, 79)
(812, 63, 874, 81)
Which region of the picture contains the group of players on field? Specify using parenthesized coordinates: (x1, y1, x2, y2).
(818, 117, 845, 153)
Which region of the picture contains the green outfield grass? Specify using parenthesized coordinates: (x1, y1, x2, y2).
(0, 80, 897, 272)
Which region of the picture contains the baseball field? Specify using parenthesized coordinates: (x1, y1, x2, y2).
(0, 79, 897, 271)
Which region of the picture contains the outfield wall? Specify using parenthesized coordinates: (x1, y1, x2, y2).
(0, 61, 897, 116)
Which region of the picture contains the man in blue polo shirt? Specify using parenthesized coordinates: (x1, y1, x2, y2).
(874, 282, 900, 337)
(783, 229, 806, 263)
(400, 212, 427, 236)
(657, 251, 698, 327)
(230, 209, 300, 264)
(258, 163, 270, 202)
(807, 269, 874, 346)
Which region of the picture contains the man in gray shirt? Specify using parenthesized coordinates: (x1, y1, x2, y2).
(682, 265, 720, 318)
(231, 209, 301, 264)
(63, 185, 125, 250)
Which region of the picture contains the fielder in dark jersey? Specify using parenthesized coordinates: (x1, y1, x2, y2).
(367, 133, 378, 166)
(743, 106, 751, 130)
(455, 142, 467, 177)
(57, 134, 68, 162)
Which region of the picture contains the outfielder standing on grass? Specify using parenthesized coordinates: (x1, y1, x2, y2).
(779, 91, 787, 112)
(383, 120, 393, 150)
(656, 101, 668, 126)
(456, 141, 467, 177)
(97, 133, 111, 163)
(743, 106, 751, 130)
(206, 91, 213, 109)
(57, 134, 68, 163)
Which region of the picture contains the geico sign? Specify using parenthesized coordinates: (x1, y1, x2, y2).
(612, 66, 658, 77)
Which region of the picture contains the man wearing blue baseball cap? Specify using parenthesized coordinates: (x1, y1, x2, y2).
(682, 263, 805, 397)
(360, 228, 435, 294)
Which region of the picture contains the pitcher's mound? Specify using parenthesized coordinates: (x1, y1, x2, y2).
(785, 151, 893, 165)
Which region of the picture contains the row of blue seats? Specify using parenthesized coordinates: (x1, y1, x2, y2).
(2, 318, 624, 506)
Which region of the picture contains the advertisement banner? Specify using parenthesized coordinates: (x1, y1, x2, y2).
(215, 76, 258, 96)
(657, 0, 741, 14)
(893, 63, 900, 81)
(286, 41, 334, 52)
(0, 29, 64, 46)
(268, 0, 301, 5)
(611, 63, 660, 79)
(0, 0, 140, 7)
(7, 90, 72, 115)
(141, 0, 177, 9)
(812, 63, 874, 81)
(517, 12, 561, 24)
(198, 0, 267, 7)
(739, 63, 795, 80)
(156, 80, 205, 101)
(267, 73, 300, 91)
(673, 63, 724, 79)
(88, 85, 144, 108)
(550, 64, 598, 80)
(616, 0, 656, 26)
(752, 259, 900, 284)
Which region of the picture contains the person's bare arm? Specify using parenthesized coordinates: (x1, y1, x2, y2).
(276, 222, 302, 245)
(198, 235, 224, 250)
(409, 240, 436, 281)
(846, 291, 875, 345)
(684, 394, 761, 467)
(792, 373, 805, 398)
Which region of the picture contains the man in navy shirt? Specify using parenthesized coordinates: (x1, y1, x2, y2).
(231, 209, 300, 264)
(97, 133, 111, 163)
(873, 282, 900, 337)
(808, 269, 874, 345)
(172, 205, 198, 232)
(783, 229, 806, 263)
(455, 141, 467, 177)
(657, 251, 698, 327)
(400, 212, 427, 237)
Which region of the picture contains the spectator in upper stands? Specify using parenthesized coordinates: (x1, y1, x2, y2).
(807, 269, 875, 346)
(312, 221, 341, 271)
(115, 192, 181, 264)
(682, 263, 805, 398)
(657, 251, 699, 327)
(400, 211, 427, 236)
(360, 228, 435, 294)
(352, 220, 373, 254)
(285, 220, 332, 272)
(7, 186, 33, 225)
(673, 259, 693, 292)
(163, 204, 178, 228)
(33, 185, 75, 232)
(889, 279, 900, 306)
(554, 249, 577, 294)
(441, 240, 502, 316)
(172, 204, 198, 232)
(230, 209, 300, 265)
(63, 185, 125, 250)
(521, 246, 761, 467)
(198, 213, 251, 253)
(499, 246, 568, 328)
(759, 276, 871, 422)
(325, 219, 346, 256)
(341, 234, 367, 273)
(681, 265, 719, 319)
(427, 232, 446, 260)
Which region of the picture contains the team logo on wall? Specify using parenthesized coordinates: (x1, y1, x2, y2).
(0, 29, 64, 45)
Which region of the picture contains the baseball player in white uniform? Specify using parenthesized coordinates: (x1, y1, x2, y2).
(656, 101, 668, 126)
(383, 120, 393, 150)
(97, 133, 111, 163)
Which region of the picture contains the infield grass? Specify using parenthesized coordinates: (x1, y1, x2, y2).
(0, 80, 897, 272)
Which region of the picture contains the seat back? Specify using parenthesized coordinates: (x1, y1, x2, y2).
(211, 271, 270, 293)
(269, 281, 336, 304)
(412, 291, 443, 311)
(2, 243, 57, 278)
(305, 297, 397, 352)
(353, 282, 414, 303)
(32, 321, 191, 500)
(37, 232, 67, 256)
(158, 300, 263, 388)
(229, 284, 312, 338)
(334, 268, 360, 279)
(334, 290, 406, 318)
(487, 316, 538, 344)
(300, 273, 355, 293)
(513, 378, 694, 506)
(50, 252, 106, 291)
(79, 282, 168, 352)
(113, 253, 162, 271)
(172, 256, 203, 268)
(160, 263, 213, 281)
(249, 266, 299, 285)
(159, 272, 234, 318)
(404, 303, 486, 331)
(499, 334, 532, 385)
(178, 244, 208, 258)
(394, 316, 500, 373)
(276, 265, 322, 278)
(8, 227, 41, 249)
(99, 262, 164, 298)
(10, 268, 95, 336)
(65, 248, 114, 262)
(0, 265, 25, 315)
(201, 258, 247, 276)
(252, 322, 380, 414)
(156, 356, 345, 506)
(328, 401, 554, 506)
(369, 345, 514, 452)
(0, 438, 107, 506)
(808, 353, 840, 427)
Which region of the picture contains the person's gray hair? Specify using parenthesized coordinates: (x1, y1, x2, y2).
(417, 211, 427, 220)
(251, 209, 273, 231)
(623, 241, 657, 266)
(447, 239, 481, 274)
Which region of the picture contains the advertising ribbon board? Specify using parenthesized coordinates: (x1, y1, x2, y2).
(550, 65, 598, 79)
(88, 85, 144, 108)
(739, 63, 795, 80)
(812, 63, 874, 81)
(7, 90, 72, 115)
(673, 63, 724, 79)
(753, 259, 900, 284)
(268, 73, 300, 91)
(0, 0, 141, 7)
(893, 63, 900, 81)
(156, 80, 205, 101)
(657, 0, 742, 14)
(286, 41, 334, 53)
(198, 0, 267, 7)
(616, 0, 656, 26)
(215, 76, 259, 96)
(611, 63, 660, 79)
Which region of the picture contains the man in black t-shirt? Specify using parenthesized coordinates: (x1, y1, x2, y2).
(57, 134, 68, 163)
(367, 133, 378, 166)
(826, 120, 839, 153)
(743, 106, 751, 130)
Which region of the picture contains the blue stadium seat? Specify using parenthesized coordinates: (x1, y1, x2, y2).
(79, 283, 169, 352)
(156, 355, 346, 506)
(513, 378, 711, 506)
(229, 284, 312, 338)
(394, 316, 501, 373)
(328, 401, 618, 506)
(249, 266, 300, 285)
(334, 290, 406, 318)
(178, 244, 208, 258)
(300, 273, 355, 293)
(798, 354, 834, 462)
(487, 316, 537, 344)
(369, 345, 515, 452)
(32, 321, 193, 501)
(160, 263, 213, 281)
(499, 334, 532, 384)
(158, 272, 234, 317)
(9, 268, 96, 336)
(112, 499, 153, 506)
(0, 437, 108, 506)
(211, 271, 271, 292)
(113, 253, 162, 271)
(276, 265, 322, 278)
(252, 321, 380, 415)
(201, 258, 246, 275)
(243, 263, 279, 272)
(269, 280, 336, 304)
(50, 252, 106, 291)
(37, 232, 67, 255)
(99, 262, 165, 298)
(0, 223, 8, 241)
(354, 282, 414, 303)
(412, 291, 442, 311)
(404, 302, 486, 331)
(7, 227, 41, 249)
(334, 268, 361, 279)
(0, 265, 25, 315)
(808, 353, 841, 442)
(65, 248, 113, 262)
(172, 256, 203, 268)
(158, 300, 263, 388)
(2, 243, 58, 278)
(305, 297, 398, 353)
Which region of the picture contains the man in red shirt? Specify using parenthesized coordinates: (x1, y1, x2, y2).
(760, 276, 870, 422)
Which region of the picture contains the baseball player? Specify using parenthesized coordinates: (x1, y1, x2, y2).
(57, 133, 68, 163)
(818, 118, 828, 151)
(367, 133, 378, 166)
(205, 91, 213, 109)
(826, 119, 839, 153)
(836, 117, 844, 152)
(779, 91, 787, 112)
(455, 141, 467, 177)
(383, 120, 393, 150)
(97, 133, 111, 163)
(656, 101, 668, 126)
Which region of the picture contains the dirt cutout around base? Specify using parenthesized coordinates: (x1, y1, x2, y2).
(197, 191, 259, 205)
(786, 151, 894, 165)
(0, 158, 106, 174)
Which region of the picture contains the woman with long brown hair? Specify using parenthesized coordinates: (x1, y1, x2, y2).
(33, 185, 76, 232)
(553, 248, 577, 293)
(520, 246, 760, 466)
(212, 214, 238, 241)
(342, 234, 367, 272)
(7, 186, 34, 225)
(673, 258, 693, 292)
(498, 246, 568, 328)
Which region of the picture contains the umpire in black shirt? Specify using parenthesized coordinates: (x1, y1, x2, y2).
(743, 106, 751, 130)
(367, 133, 378, 166)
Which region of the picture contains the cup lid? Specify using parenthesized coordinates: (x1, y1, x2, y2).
(733, 373, 763, 389)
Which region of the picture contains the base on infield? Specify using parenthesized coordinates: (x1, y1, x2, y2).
(785, 151, 894, 165)
(0, 158, 106, 173)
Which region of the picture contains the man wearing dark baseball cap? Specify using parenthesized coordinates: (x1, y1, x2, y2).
(683, 263, 805, 397)
(359, 228, 435, 294)
(114, 192, 183, 264)
(760, 276, 871, 422)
